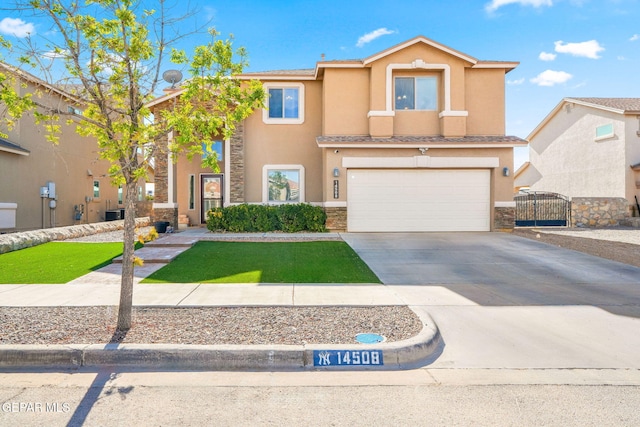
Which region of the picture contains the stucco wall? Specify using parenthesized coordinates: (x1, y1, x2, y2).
(242, 80, 324, 204)
(322, 68, 369, 136)
(529, 104, 627, 198)
(0, 79, 133, 232)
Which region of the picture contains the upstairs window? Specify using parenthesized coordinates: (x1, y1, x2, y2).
(263, 83, 304, 124)
(395, 77, 437, 111)
(595, 123, 614, 141)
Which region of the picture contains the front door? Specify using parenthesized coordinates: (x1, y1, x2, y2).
(201, 174, 223, 224)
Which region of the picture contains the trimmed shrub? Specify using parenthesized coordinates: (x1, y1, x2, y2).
(206, 203, 326, 233)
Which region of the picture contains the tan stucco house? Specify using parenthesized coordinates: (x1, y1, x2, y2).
(526, 98, 640, 213)
(149, 36, 526, 232)
(0, 63, 147, 232)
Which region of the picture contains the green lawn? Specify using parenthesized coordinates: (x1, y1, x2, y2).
(0, 242, 128, 284)
(142, 241, 381, 283)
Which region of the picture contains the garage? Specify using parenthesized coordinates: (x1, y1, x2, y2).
(347, 169, 491, 232)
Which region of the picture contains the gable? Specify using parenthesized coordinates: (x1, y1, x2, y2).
(363, 36, 477, 66)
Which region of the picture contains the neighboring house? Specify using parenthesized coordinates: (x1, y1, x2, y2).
(149, 36, 526, 232)
(513, 162, 535, 193)
(527, 98, 640, 211)
(0, 63, 149, 232)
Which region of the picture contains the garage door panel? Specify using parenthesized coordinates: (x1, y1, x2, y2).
(347, 169, 490, 232)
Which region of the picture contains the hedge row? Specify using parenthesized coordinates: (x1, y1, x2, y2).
(206, 203, 327, 233)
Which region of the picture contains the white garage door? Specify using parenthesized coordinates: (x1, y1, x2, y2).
(347, 169, 491, 232)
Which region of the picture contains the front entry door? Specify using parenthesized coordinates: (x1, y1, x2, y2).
(201, 174, 223, 224)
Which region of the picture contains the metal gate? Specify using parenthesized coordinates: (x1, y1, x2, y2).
(515, 192, 570, 227)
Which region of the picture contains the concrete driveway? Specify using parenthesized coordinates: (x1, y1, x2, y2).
(341, 232, 640, 371)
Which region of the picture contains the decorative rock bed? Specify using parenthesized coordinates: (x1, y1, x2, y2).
(0, 217, 150, 254)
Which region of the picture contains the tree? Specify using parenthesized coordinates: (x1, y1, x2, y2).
(0, 0, 264, 330)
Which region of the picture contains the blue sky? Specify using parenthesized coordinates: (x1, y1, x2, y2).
(2, 0, 639, 168)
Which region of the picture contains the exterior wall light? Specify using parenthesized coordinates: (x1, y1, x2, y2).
(503, 167, 510, 177)
(333, 167, 340, 177)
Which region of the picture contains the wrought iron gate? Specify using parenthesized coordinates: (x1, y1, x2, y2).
(515, 192, 570, 227)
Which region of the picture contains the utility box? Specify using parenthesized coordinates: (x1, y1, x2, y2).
(0, 203, 18, 229)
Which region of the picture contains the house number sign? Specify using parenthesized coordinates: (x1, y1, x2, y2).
(313, 350, 383, 367)
(333, 180, 339, 198)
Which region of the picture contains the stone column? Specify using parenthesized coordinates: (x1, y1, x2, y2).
(152, 132, 178, 228)
(229, 123, 245, 203)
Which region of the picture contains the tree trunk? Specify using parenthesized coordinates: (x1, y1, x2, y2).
(117, 179, 139, 331)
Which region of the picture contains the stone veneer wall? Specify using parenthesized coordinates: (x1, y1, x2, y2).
(229, 123, 245, 203)
(152, 207, 178, 228)
(494, 206, 515, 230)
(571, 197, 630, 227)
(0, 217, 151, 254)
(154, 134, 169, 204)
(324, 207, 347, 231)
(135, 201, 153, 218)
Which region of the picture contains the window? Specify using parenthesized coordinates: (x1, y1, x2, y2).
(263, 165, 305, 203)
(118, 185, 123, 204)
(93, 180, 100, 198)
(263, 83, 304, 124)
(395, 77, 437, 111)
(188, 175, 195, 210)
(595, 123, 614, 141)
(201, 141, 223, 161)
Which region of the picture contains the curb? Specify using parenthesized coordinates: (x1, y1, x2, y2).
(0, 310, 441, 371)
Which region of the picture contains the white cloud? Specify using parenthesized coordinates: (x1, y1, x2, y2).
(554, 40, 604, 59)
(204, 7, 216, 21)
(356, 28, 395, 48)
(42, 49, 69, 59)
(617, 55, 627, 60)
(530, 70, 573, 86)
(507, 78, 525, 85)
(0, 17, 35, 38)
(538, 51, 556, 61)
(485, 0, 552, 13)
(630, 34, 639, 41)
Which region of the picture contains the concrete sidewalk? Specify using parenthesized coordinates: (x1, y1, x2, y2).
(0, 229, 441, 371)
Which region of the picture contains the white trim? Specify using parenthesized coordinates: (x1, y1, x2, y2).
(472, 62, 519, 69)
(262, 82, 305, 125)
(367, 110, 396, 117)
(342, 156, 499, 169)
(495, 201, 516, 208)
(0, 146, 29, 156)
(240, 74, 316, 81)
(317, 141, 528, 149)
(262, 164, 306, 203)
(167, 131, 175, 204)
(439, 110, 469, 118)
(153, 202, 179, 209)
(224, 138, 231, 207)
(323, 201, 348, 208)
(384, 61, 466, 117)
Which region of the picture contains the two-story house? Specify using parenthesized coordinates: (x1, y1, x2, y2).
(149, 36, 526, 232)
(0, 63, 146, 232)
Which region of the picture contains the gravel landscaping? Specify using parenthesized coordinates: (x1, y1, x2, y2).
(512, 228, 640, 268)
(0, 306, 423, 346)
